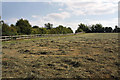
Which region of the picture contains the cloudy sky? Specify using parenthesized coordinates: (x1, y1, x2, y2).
(1, 0, 119, 32)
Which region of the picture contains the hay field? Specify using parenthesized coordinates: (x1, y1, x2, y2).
(2, 33, 119, 78)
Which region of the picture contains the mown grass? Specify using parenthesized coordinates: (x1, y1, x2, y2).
(2, 33, 119, 78)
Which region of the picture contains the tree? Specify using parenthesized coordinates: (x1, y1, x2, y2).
(10, 24, 15, 27)
(0, 20, 3, 36)
(113, 25, 120, 33)
(76, 23, 90, 33)
(2, 22, 18, 36)
(94, 24, 104, 33)
(90, 25, 96, 33)
(104, 27, 113, 33)
(15, 18, 32, 35)
(75, 28, 83, 33)
(39, 28, 47, 34)
(48, 28, 57, 34)
(57, 25, 67, 34)
(67, 27, 73, 33)
(54, 25, 73, 34)
(45, 23, 53, 29)
(2, 23, 10, 36)
(33, 26, 39, 28)
(9, 26, 17, 35)
(10, 24, 21, 34)
(31, 28, 39, 34)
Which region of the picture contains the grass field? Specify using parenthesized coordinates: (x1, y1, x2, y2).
(2, 33, 119, 78)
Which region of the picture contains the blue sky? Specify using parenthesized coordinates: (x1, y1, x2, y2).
(2, 0, 119, 32)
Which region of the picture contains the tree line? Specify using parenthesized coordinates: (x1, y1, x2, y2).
(1, 18, 120, 36)
(1, 19, 73, 36)
(75, 23, 120, 33)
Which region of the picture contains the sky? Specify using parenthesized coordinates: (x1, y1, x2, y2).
(1, 0, 119, 32)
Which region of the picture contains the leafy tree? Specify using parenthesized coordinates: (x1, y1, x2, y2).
(67, 27, 73, 33)
(0, 20, 3, 36)
(39, 28, 47, 34)
(10, 24, 14, 27)
(33, 26, 39, 28)
(31, 26, 40, 34)
(2, 23, 10, 36)
(76, 23, 90, 33)
(94, 24, 104, 33)
(104, 27, 113, 33)
(15, 18, 32, 34)
(48, 28, 57, 34)
(75, 28, 83, 33)
(45, 23, 53, 29)
(113, 25, 120, 33)
(89, 24, 104, 33)
(10, 24, 21, 34)
(56, 25, 66, 34)
(31, 28, 38, 34)
(48, 25, 73, 34)
(90, 25, 96, 33)
(56, 25, 73, 34)
(2, 22, 17, 36)
(2, 18, 118, 35)
(9, 26, 17, 35)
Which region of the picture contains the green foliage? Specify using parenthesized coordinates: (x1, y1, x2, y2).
(76, 23, 115, 33)
(39, 28, 47, 34)
(1, 18, 119, 36)
(16, 18, 32, 35)
(9, 26, 17, 35)
(0, 20, 3, 36)
(67, 27, 73, 33)
(56, 25, 66, 34)
(31, 28, 39, 34)
(33, 26, 39, 28)
(75, 28, 83, 33)
(75, 23, 89, 33)
(113, 26, 120, 33)
(45, 25, 73, 34)
(2, 23, 17, 36)
(104, 27, 113, 33)
(90, 24, 104, 33)
(31, 27, 47, 34)
(90, 25, 96, 32)
(45, 23, 53, 30)
(2, 23, 10, 36)
(55, 25, 73, 34)
(94, 24, 104, 33)
(47, 28, 57, 34)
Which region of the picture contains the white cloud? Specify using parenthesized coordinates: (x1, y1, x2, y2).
(29, 13, 77, 32)
(58, 8, 63, 11)
(30, 15, 118, 32)
(32, 15, 38, 18)
(30, 12, 71, 28)
(65, 2, 117, 16)
(3, 1, 118, 32)
(86, 18, 118, 28)
(43, 12, 70, 21)
(4, 18, 18, 25)
(29, 18, 79, 32)
(51, 0, 119, 3)
(3, 0, 119, 3)
(30, 12, 70, 25)
(2, 1, 118, 16)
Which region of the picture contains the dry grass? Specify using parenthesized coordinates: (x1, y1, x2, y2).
(2, 33, 119, 78)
